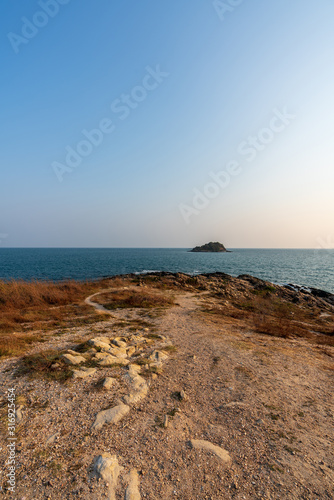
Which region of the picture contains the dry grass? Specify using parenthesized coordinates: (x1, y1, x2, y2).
(0, 332, 47, 358)
(16, 349, 73, 382)
(203, 294, 334, 346)
(0, 279, 111, 358)
(93, 288, 175, 310)
(0, 279, 93, 309)
(0, 277, 172, 359)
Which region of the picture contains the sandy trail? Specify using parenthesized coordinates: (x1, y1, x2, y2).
(85, 289, 115, 314)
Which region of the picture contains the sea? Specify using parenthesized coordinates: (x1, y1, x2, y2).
(0, 248, 333, 294)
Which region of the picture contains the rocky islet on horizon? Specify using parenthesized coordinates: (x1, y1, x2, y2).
(190, 241, 229, 253)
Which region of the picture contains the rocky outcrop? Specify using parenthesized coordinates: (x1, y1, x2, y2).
(190, 241, 228, 253)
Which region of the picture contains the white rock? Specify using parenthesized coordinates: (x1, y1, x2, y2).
(224, 401, 247, 408)
(61, 353, 86, 365)
(92, 404, 130, 431)
(190, 439, 231, 465)
(108, 346, 128, 358)
(123, 368, 148, 405)
(46, 432, 60, 445)
(88, 339, 111, 351)
(72, 367, 97, 379)
(127, 346, 136, 357)
(148, 350, 168, 368)
(112, 339, 127, 348)
(125, 469, 141, 500)
(94, 352, 129, 366)
(102, 377, 116, 390)
(180, 390, 188, 400)
(128, 364, 142, 375)
(66, 349, 85, 357)
(85, 348, 97, 355)
(91, 453, 123, 500)
(93, 336, 111, 344)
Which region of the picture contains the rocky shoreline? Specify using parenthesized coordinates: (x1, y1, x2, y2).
(109, 271, 334, 309)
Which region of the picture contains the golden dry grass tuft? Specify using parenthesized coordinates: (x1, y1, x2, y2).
(93, 288, 175, 310)
(0, 279, 91, 309)
(16, 349, 73, 382)
(0, 332, 46, 358)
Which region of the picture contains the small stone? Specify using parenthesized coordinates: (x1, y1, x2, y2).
(148, 350, 168, 368)
(224, 401, 247, 408)
(46, 432, 60, 445)
(112, 339, 127, 348)
(66, 349, 85, 357)
(127, 346, 136, 357)
(88, 336, 111, 345)
(92, 404, 130, 431)
(180, 390, 188, 401)
(190, 439, 231, 465)
(61, 353, 86, 365)
(91, 453, 123, 500)
(102, 377, 116, 390)
(128, 364, 142, 375)
(85, 348, 97, 355)
(155, 334, 166, 340)
(125, 469, 141, 500)
(163, 415, 169, 428)
(88, 339, 111, 351)
(72, 367, 97, 379)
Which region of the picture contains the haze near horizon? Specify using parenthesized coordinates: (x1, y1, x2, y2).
(1, 1, 333, 249)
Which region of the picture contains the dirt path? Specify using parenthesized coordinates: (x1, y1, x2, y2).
(85, 289, 116, 314)
(137, 291, 334, 499)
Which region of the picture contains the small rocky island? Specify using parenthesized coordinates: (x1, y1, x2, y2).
(190, 241, 229, 253)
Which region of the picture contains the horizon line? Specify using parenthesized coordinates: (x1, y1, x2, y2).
(0, 247, 331, 250)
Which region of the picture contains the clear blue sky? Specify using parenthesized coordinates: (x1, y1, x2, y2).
(1, 0, 333, 248)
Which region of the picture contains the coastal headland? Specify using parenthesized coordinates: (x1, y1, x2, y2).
(0, 272, 333, 499)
